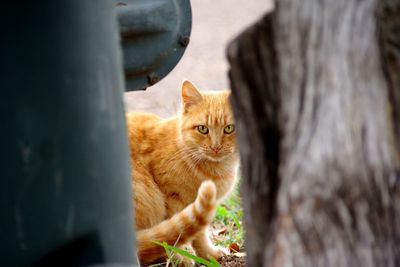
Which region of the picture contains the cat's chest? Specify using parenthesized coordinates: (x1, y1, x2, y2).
(157, 161, 236, 200)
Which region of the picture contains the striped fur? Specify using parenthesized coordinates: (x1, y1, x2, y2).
(127, 81, 239, 265)
(137, 181, 217, 264)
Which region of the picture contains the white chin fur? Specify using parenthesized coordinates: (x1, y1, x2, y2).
(203, 153, 226, 162)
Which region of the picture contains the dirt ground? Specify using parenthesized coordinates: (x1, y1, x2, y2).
(220, 254, 246, 267)
(124, 0, 272, 117)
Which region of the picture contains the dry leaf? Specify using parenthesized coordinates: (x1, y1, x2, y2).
(216, 227, 228, 235)
(229, 242, 240, 252)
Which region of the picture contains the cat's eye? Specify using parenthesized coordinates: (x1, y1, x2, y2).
(224, 124, 235, 134)
(197, 125, 209, 134)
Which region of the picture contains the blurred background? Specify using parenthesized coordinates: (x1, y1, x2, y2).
(124, 0, 272, 117)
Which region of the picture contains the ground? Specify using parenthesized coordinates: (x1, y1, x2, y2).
(219, 254, 246, 267)
(124, 0, 272, 117)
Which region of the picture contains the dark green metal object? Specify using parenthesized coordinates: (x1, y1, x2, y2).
(115, 0, 192, 91)
(1, 1, 137, 266)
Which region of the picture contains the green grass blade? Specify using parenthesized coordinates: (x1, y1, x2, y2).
(152, 241, 221, 267)
(210, 257, 220, 265)
(232, 214, 242, 229)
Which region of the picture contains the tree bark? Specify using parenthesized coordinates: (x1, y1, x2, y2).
(227, 1, 400, 267)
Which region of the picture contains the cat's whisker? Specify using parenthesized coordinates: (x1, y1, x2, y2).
(163, 147, 199, 176)
(182, 148, 206, 175)
(185, 155, 201, 175)
(163, 147, 193, 163)
(164, 154, 201, 179)
(162, 147, 196, 169)
(179, 149, 202, 174)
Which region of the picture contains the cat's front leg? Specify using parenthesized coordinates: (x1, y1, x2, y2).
(192, 228, 228, 260)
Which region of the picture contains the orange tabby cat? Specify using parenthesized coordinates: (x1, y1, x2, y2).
(126, 80, 239, 265)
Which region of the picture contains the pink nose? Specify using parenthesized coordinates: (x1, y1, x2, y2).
(210, 146, 222, 153)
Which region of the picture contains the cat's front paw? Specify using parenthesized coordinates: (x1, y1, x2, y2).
(212, 246, 229, 260)
(172, 253, 195, 267)
(203, 245, 229, 261)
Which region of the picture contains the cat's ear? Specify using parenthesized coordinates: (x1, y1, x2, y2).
(181, 80, 202, 112)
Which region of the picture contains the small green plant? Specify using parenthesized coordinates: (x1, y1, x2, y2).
(153, 241, 221, 267)
(213, 179, 244, 249)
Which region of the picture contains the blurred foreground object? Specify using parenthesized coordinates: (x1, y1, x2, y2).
(115, 0, 192, 91)
(228, 0, 400, 266)
(1, 1, 137, 266)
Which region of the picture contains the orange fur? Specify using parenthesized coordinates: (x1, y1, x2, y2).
(127, 81, 239, 265)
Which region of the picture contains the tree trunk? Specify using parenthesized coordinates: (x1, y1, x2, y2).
(227, 1, 400, 267)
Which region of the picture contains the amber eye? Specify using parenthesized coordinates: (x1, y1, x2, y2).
(197, 125, 209, 134)
(224, 124, 235, 134)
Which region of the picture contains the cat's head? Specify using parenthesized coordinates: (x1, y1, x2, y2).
(179, 80, 237, 162)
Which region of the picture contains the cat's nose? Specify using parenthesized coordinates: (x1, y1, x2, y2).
(210, 145, 222, 153)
